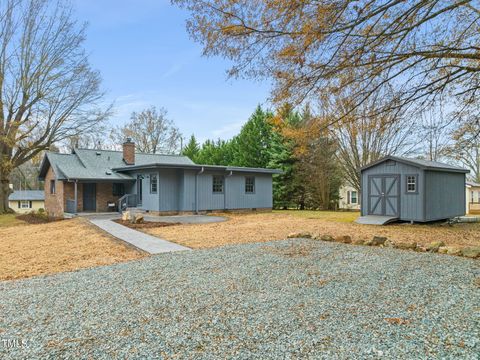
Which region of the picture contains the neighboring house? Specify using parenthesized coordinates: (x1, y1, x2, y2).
(338, 184, 360, 211)
(466, 181, 480, 215)
(8, 190, 45, 214)
(360, 156, 468, 223)
(38, 139, 281, 217)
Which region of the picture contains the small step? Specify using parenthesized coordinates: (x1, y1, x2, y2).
(355, 215, 399, 225)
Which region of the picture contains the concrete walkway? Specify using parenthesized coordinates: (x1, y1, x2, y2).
(89, 218, 190, 254)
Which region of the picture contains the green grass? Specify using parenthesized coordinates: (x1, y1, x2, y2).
(272, 210, 360, 223)
(0, 214, 26, 228)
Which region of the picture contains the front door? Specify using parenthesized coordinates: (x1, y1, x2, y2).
(368, 175, 400, 216)
(83, 183, 96, 211)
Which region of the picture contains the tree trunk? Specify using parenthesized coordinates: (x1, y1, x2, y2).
(0, 173, 13, 214)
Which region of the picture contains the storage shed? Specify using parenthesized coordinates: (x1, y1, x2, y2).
(358, 156, 469, 224)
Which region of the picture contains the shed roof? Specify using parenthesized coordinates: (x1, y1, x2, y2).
(361, 156, 469, 173)
(9, 190, 45, 201)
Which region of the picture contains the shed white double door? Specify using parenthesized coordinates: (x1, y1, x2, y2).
(367, 175, 400, 217)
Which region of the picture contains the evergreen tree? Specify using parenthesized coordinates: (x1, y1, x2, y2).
(230, 105, 274, 168)
(181, 135, 200, 162)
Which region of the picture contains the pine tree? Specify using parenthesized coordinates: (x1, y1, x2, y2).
(182, 135, 200, 162)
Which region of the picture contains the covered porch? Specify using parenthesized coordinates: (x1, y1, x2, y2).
(64, 179, 136, 214)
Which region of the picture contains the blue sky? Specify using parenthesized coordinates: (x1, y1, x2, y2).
(72, 0, 271, 143)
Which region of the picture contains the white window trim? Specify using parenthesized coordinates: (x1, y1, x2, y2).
(20, 200, 31, 209)
(406, 175, 417, 193)
(350, 191, 358, 204)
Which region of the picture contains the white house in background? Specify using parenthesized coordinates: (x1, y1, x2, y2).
(466, 181, 480, 215)
(338, 184, 360, 210)
(8, 190, 45, 214)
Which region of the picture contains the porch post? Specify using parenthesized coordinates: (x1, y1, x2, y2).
(74, 180, 78, 214)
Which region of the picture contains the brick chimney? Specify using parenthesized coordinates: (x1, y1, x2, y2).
(122, 138, 135, 165)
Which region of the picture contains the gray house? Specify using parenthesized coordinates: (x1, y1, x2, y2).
(39, 139, 281, 217)
(358, 156, 469, 224)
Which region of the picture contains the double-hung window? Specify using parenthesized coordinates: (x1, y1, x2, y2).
(245, 177, 255, 193)
(20, 200, 31, 209)
(350, 191, 358, 204)
(406, 175, 417, 193)
(212, 176, 224, 193)
(150, 174, 158, 194)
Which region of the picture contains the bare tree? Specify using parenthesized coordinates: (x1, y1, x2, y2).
(326, 88, 417, 190)
(0, 0, 107, 213)
(110, 106, 182, 154)
(418, 102, 453, 162)
(174, 0, 480, 123)
(445, 122, 480, 182)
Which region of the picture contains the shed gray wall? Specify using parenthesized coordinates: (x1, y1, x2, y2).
(361, 161, 424, 221)
(225, 173, 273, 209)
(424, 171, 466, 220)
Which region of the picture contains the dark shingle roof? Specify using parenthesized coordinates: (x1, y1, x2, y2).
(361, 156, 469, 173)
(39, 149, 195, 181)
(9, 190, 44, 201)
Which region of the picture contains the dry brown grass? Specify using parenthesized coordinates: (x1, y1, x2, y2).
(143, 211, 480, 249)
(0, 217, 146, 281)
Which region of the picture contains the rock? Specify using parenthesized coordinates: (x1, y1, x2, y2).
(394, 242, 417, 250)
(438, 246, 448, 254)
(121, 211, 131, 221)
(461, 247, 480, 259)
(384, 239, 395, 248)
(369, 236, 387, 246)
(426, 241, 445, 253)
(446, 247, 462, 256)
(132, 213, 144, 224)
(287, 232, 312, 239)
(415, 245, 427, 252)
(335, 235, 352, 244)
(319, 234, 335, 242)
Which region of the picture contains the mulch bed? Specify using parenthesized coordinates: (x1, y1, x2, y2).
(113, 219, 179, 229)
(16, 214, 63, 224)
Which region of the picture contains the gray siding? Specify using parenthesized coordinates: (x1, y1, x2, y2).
(131, 168, 274, 212)
(131, 171, 159, 211)
(424, 171, 466, 220)
(361, 160, 424, 221)
(225, 173, 273, 209)
(158, 169, 180, 211)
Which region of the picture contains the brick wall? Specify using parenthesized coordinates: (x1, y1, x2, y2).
(44, 167, 64, 217)
(96, 182, 122, 212)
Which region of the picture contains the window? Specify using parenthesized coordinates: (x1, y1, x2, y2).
(150, 174, 158, 194)
(20, 200, 31, 209)
(212, 176, 224, 193)
(50, 180, 56, 194)
(350, 191, 358, 204)
(245, 177, 255, 193)
(406, 175, 417, 193)
(471, 190, 475, 203)
(112, 183, 125, 196)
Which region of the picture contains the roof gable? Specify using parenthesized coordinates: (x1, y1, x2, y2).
(361, 156, 469, 173)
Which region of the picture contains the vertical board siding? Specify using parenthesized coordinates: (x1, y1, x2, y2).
(361, 161, 424, 221)
(158, 168, 180, 211)
(131, 169, 274, 212)
(133, 171, 159, 211)
(425, 171, 465, 220)
(225, 173, 273, 209)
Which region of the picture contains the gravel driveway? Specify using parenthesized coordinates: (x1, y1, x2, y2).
(0, 239, 478, 359)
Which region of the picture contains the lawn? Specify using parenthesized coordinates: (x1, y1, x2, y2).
(143, 210, 480, 250)
(0, 217, 146, 281)
(0, 213, 27, 228)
